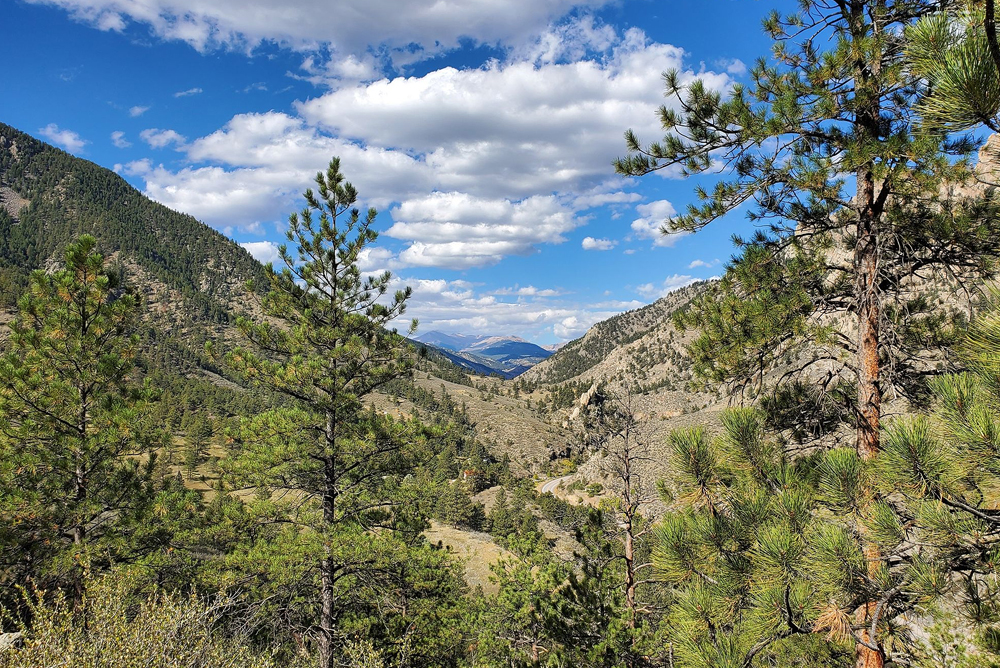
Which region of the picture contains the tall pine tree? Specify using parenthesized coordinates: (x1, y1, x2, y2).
(615, 0, 1000, 457)
(0, 236, 157, 605)
(219, 158, 425, 668)
(616, 4, 1000, 666)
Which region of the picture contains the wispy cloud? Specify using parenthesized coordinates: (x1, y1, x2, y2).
(110, 130, 131, 148)
(129, 105, 150, 117)
(636, 274, 699, 299)
(174, 87, 203, 97)
(38, 124, 87, 152)
(139, 128, 187, 149)
(494, 285, 562, 297)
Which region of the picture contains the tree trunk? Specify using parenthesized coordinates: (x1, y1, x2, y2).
(850, 4, 884, 666)
(319, 557, 336, 668)
(855, 206, 883, 664)
(73, 458, 86, 608)
(624, 516, 636, 630)
(319, 411, 338, 668)
(854, 169, 881, 460)
(854, 602, 885, 668)
(987, 0, 1000, 77)
(73, 390, 88, 609)
(847, 0, 884, 457)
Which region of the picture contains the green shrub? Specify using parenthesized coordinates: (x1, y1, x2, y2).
(0, 570, 286, 668)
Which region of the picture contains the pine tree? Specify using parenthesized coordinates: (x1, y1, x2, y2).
(907, 0, 1000, 134)
(874, 296, 1000, 662)
(653, 411, 870, 667)
(617, 12, 1000, 662)
(477, 549, 600, 668)
(615, 0, 1000, 458)
(218, 158, 425, 668)
(0, 236, 158, 604)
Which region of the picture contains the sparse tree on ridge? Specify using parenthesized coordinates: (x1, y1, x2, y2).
(584, 383, 656, 633)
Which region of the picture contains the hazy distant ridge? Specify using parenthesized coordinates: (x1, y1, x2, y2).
(413, 331, 552, 378)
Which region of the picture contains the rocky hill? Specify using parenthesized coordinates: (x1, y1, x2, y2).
(520, 134, 1000, 511)
(524, 282, 708, 385)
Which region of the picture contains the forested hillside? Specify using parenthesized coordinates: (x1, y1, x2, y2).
(0, 123, 268, 320)
(6, 2, 1000, 668)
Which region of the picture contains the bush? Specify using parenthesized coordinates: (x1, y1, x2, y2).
(0, 570, 286, 668)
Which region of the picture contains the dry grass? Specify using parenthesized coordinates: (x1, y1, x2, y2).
(423, 521, 510, 594)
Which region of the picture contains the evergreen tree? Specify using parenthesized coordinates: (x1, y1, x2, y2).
(182, 413, 213, 478)
(907, 0, 1000, 134)
(0, 236, 158, 604)
(653, 412, 864, 667)
(477, 549, 599, 667)
(874, 296, 1000, 662)
(218, 158, 426, 668)
(615, 0, 1000, 458)
(617, 12, 1000, 662)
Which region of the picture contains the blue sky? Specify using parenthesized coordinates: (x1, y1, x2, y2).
(2, 0, 795, 344)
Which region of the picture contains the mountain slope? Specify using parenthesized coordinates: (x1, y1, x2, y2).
(0, 123, 517, 418)
(523, 281, 710, 387)
(0, 122, 279, 385)
(465, 336, 551, 361)
(413, 341, 503, 378)
(0, 122, 268, 322)
(412, 331, 483, 351)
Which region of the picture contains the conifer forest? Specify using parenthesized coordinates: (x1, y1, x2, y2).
(6, 1, 1000, 667)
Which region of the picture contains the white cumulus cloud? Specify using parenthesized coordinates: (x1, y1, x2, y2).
(112, 28, 732, 270)
(38, 123, 87, 152)
(581, 236, 616, 251)
(140, 128, 187, 148)
(129, 105, 150, 117)
(388, 192, 579, 269)
(28, 0, 614, 62)
(630, 199, 688, 247)
(295, 29, 721, 201)
(240, 240, 282, 265)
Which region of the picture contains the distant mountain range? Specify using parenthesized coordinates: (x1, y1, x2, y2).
(412, 331, 553, 379)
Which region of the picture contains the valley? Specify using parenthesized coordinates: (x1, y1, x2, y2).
(5, 3, 1000, 661)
